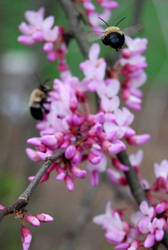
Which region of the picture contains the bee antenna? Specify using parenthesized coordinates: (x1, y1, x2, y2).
(115, 17, 126, 27)
(98, 17, 109, 27)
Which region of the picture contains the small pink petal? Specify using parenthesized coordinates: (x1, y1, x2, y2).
(0, 204, 5, 210)
(144, 234, 155, 248)
(155, 229, 164, 242)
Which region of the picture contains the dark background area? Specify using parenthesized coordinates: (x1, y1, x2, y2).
(0, 0, 168, 249)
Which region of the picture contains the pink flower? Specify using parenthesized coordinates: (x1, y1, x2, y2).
(18, 8, 58, 45)
(80, 43, 106, 91)
(93, 202, 129, 245)
(154, 160, 168, 179)
(129, 150, 143, 166)
(122, 36, 148, 58)
(21, 226, 32, 250)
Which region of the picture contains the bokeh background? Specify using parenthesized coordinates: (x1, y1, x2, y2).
(0, 0, 168, 249)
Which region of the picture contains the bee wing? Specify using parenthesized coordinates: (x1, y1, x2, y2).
(123, 23, 144, 37)
(85, 29, 104, 42)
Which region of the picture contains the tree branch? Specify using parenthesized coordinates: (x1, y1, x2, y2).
(117, 151, 147, 204)
(0, 151, 63, 222)
(58, 0, 89, 58)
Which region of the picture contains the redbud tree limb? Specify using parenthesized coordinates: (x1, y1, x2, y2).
(0, 151, 63, 222)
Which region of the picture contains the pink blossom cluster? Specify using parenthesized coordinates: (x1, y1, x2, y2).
(0, 205, 53, 250)
(94, 159, 168, 249)
(18, 8, 68, 72)
(118, 36, 148, 111)
(26, 43, 150, 191)
(81, 0, 118, 32)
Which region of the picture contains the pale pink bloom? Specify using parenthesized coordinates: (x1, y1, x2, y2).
(101, 96, 120, 112)
(139, 201, 155, 219)
(143, 218, 166, 248)
(97, 78, 120, 99)
(127, 71, 147, 89)
(122, 36, 148, 58)
(129, 150, 144, 166)
(26, 215, 40, 227)
(93, 202, 129, 244)
(36, 213, 54, 222)
(80, 43, 106, 91)
(114, 107, 135, 138)
(21, 226, 32, 250)
(154, 160, 168, 179)
(18, 8, 58, 45)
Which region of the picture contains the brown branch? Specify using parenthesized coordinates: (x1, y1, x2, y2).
(0, 151, 63, 222)
(58, 0, 89, 58)
(117, 151, 147, 205)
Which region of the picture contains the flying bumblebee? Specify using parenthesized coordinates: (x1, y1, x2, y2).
(29, 84, 50, 120)
(99, 17, 126, 51)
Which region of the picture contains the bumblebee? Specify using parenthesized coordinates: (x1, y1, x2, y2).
(29, 85, 50, 120)
(99, 17, 126, 51)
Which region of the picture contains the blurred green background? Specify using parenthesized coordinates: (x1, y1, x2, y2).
(0, 0, 168, 250)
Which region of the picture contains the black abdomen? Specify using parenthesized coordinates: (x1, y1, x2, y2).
(30, 107, 43, 120)
(102, 32, 125, 51)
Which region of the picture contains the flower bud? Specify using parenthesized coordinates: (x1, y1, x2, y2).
(21, 226, 32, 250)
(64, 175, 74, 192)
(36, 213, 54, 222)
(26, 215, 40, 227)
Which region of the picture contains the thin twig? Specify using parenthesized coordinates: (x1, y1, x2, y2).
(0, 151, 63, 222)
